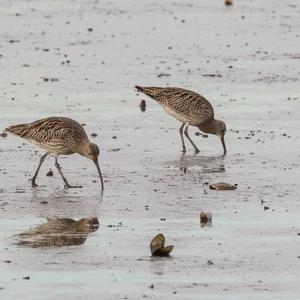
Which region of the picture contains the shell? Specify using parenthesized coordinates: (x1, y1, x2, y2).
(150, 233, 174, 256)
(154, 245, 174, 256)
(209, 182, 237, 190)
(150, 233, 165, 255)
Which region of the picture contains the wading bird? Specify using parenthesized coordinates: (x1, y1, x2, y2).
(135, 86, 227, 155)
(5, 117, 104, 190)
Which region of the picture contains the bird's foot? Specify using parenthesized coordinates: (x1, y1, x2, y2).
(64, 184, 83, 189)
(29, 178, 38, 187)
(181, 148, 186, 154)
(194, 149, 200, 154)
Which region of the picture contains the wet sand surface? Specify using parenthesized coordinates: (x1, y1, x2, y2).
(0, 0, 300, 299)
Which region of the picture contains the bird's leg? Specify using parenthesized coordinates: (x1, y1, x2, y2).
(179, 123, 186, 153)
(29, 152, 48, 187)
(54, 156, 82, 189)
(184, 124, 200, 153)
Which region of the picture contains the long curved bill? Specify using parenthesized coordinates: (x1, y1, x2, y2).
(221, 136, 227, 155)
(93, 159, 104, 191)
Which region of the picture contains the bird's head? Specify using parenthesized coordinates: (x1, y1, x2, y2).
(198, 119, 227, 155)
(214, 120, 227, 155)
(82, 143, 104, 190)
(86, 143, 100, 162)
(214, 120, 226, 139)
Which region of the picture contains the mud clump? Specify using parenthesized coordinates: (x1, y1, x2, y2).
(46, 169, 53, 177)
(139, 100, 146, 112)
(200, 211, 212, 228)
(225, 0, 233, 6)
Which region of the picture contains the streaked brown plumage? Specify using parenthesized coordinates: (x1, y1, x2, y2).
(135, 86, 227, 155)
(5, 117, 104, 190)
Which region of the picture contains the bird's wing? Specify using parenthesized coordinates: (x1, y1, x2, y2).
(6, 117, 89, 145)
(136, 86, 214, 124)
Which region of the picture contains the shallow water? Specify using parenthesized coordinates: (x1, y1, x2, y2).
(1, 0, 300, 299)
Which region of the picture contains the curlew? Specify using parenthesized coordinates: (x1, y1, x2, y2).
(135, 86, 226, 155)
(5, 117, 104, 190)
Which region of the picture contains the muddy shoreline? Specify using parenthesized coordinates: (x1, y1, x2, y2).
(1, 0, 300, 299)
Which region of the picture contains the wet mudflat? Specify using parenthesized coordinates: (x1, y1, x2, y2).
(0, 0, 300, 299)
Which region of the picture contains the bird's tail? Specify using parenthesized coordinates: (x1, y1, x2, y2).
(5, 123, 31, 137)
(135, 86, 161, 99)
(135, 85, 144, 93)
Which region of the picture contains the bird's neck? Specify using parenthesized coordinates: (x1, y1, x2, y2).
(76, 141, 91, 157)
(198, 119, 218, 135)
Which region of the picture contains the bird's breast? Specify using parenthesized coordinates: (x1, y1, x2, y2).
(29, 139, 74, 155)
(162, 105, 198, 125)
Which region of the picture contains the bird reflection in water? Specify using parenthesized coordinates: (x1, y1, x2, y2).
(15, 217, 99, 248)
(178, 154, 226, 174)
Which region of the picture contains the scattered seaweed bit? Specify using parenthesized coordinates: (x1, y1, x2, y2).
(157, 73, 171, 78)
(22, 276, 30, 280)
(209, 182, 237, 190)
(150, 233, 174, 256)
(225, 0, 233, 5)
(108, 148, 121, 152)
(202, 74, 222, 78)
(200, 211, 212, 228)
(9, 39, 20, 43)
(139, 99, 146, 112)
(46, 169, 53, 177)
(195, 132, 208, 138)
(0, 132, 7, 137)
(41, 77, 59, 82)
(91, 133, 98, 137)
(259, 197, 266, 205)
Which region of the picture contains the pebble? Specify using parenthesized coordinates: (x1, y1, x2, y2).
(46, 170, 53, 177)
